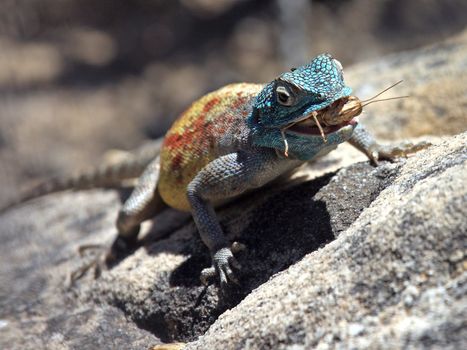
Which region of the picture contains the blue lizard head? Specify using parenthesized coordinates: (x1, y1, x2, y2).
(248, 54, 358, 160)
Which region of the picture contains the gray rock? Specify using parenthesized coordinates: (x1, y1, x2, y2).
(1, 132, 465, 349)
(0, 191, 160, 349)
(185, 132, 467, 350)
(346, 29, 467, 140)
(1, 35, 466, 349)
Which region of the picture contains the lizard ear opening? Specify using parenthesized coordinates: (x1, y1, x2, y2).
(250, 108, 261, 125)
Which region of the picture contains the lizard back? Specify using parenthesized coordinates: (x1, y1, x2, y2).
(158, 83, 262, 211)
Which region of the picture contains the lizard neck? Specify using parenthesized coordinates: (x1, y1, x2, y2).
(247, 108, 339, 161)
(247, 108, 330, 161)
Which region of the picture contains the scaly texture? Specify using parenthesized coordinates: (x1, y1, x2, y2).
(3, 54, 429, 287)
(159, 83, 262, 211)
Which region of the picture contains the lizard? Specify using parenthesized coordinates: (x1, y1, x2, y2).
(4, 54, 428, 287)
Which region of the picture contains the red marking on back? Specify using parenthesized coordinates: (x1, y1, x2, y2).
(162, 96, 225, 175)
(201, 96, 220, 116)
(171, 153, 183, 170)
(163, 133, 184, 150)
(162, 90, 254, 181)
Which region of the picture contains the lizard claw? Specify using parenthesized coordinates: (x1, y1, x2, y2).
(201, 243, 243, 287)
(200, 266, 216, 285)
(67, 244, 107, 287)
(368, 140, 431, 165)
(67, 236, 138, 287)
(104, 235, 137, 266)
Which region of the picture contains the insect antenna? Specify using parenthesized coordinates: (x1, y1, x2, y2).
(362, 80, 404, 103)
(360, 80, 410, 107)
(361, 95, 410, 107)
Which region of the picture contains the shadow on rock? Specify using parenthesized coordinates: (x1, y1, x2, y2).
(95, 162, 398, 342)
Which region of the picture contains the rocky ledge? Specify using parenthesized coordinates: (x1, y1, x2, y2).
(1, 34, 466, 350)
(1, 131, 465, 349)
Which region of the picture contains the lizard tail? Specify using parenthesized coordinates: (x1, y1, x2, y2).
(1, 139, 163, 213)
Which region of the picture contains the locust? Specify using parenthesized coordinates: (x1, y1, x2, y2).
(281, 81, 408, 156)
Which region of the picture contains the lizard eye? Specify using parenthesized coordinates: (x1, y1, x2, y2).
(276, 85, 295, 106)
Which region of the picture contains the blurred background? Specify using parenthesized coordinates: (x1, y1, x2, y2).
(0, 0, 466, 207)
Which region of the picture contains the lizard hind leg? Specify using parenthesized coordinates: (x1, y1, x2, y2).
(109, 156, 167, 263)
(70, 157, 166, 284)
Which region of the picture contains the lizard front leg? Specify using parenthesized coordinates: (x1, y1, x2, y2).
(349, 123, 430, 165)
(187, 150, 297, 287)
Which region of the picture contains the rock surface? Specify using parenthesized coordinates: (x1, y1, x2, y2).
(185, 132, 467, 350)
(1, 36, 466, 349)
(1, 132, 465, 349)
(346, 29, 467, 140)
(0, 191, 160, 349)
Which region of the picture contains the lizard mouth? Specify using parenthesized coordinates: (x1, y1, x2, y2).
(287, 118, 357, 135)
(286, 96, 362, 136)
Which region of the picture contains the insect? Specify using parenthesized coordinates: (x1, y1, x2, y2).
(280, 81, 408, 157)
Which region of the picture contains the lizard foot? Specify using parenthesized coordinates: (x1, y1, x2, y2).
(201, 242, 245, 287)
(67, 236, 139, 286)
(68, 244, 106, 286)
(366, 140, 431, 165)
(104, 235, 139, 266)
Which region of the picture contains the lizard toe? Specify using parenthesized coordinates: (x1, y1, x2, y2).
(200, 266, 216, 285)
(219, 269, 229, 288)
(224, 265, 239, 285)
(371, 140, 431, 164)
(208, 246, 242, 287)
(105, 235, 138, 265)
(228, 254, 242, 271)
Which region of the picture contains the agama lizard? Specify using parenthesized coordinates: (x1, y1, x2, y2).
(5, 54, 427, 287)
